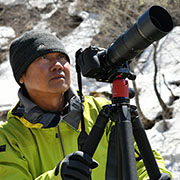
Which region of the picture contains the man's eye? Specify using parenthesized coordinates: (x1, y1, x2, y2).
(58, 55, 66, 59)
(41, 56, 49, 61)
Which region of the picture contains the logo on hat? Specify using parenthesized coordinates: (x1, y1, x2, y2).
(37, 43, 45, 50)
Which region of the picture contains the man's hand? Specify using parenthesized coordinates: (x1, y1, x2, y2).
(58, 151, 98, 180)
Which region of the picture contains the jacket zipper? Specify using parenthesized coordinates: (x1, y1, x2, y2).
(57, 126, 65, 158)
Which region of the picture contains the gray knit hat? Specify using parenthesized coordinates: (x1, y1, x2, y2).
(9, 30, 70, 85)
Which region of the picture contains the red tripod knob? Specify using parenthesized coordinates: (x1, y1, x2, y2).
(112, 76, 129, 98)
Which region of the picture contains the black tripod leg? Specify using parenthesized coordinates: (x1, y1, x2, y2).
(115, 123, 123, 180)
(114, 105, 138, 180)
(131, 106, 161, 180)
(82, 105, 110, 157)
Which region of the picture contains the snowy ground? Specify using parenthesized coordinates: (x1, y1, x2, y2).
(0, 0, 180, 179)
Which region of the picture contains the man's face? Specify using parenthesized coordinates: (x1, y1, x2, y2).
(20, 52, 71, 95)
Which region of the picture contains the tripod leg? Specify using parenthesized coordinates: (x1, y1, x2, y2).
(115, 124, 123, 180)
(82, 105, 110, 157)
(114, 105, 138, 180)
(131, 106, 161, 180)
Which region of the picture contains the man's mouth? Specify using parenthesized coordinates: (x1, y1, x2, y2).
(51, 74, 65, 80)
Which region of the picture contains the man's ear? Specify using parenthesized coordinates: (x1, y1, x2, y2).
(19, 75, 24, 84)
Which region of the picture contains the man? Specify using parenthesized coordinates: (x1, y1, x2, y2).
(0, 30, 172, 179)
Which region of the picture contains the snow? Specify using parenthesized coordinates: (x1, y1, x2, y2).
(0, 0, 180, 179)
(0, 0, 56, 9)
(0, 26, 15, 50)
(0, 26, 18, 111)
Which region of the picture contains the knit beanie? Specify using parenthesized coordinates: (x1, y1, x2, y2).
(9, 30, 70, 85)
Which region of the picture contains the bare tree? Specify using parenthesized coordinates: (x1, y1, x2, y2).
(152, 41, 173, 131)
(130, 60, 155, 129)
(162, 74, 179, 106)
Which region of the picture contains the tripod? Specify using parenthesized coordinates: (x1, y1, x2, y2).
(82, 75, 161, 180)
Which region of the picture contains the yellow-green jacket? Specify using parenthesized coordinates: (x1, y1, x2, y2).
(0, 89, 172, 179)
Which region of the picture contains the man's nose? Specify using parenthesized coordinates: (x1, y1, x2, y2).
(50, 60, 63, 71)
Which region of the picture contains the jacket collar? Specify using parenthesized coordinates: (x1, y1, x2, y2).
(12, 87, 83, 130)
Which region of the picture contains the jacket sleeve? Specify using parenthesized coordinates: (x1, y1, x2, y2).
(134, 141, 173, 180)
(136, 151, 173, 179)
(0, 132, 62, 180)
(35, 167, 62, 180)
(0, 163, 61, 180)
(0, 149, 62, 180)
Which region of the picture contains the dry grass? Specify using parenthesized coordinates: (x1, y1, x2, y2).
(76, 0, 180, 47)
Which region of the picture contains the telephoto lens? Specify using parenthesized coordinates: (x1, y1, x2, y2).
(105, 5, 173, 67)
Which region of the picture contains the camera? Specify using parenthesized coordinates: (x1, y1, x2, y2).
(76, 5, 173, 82)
